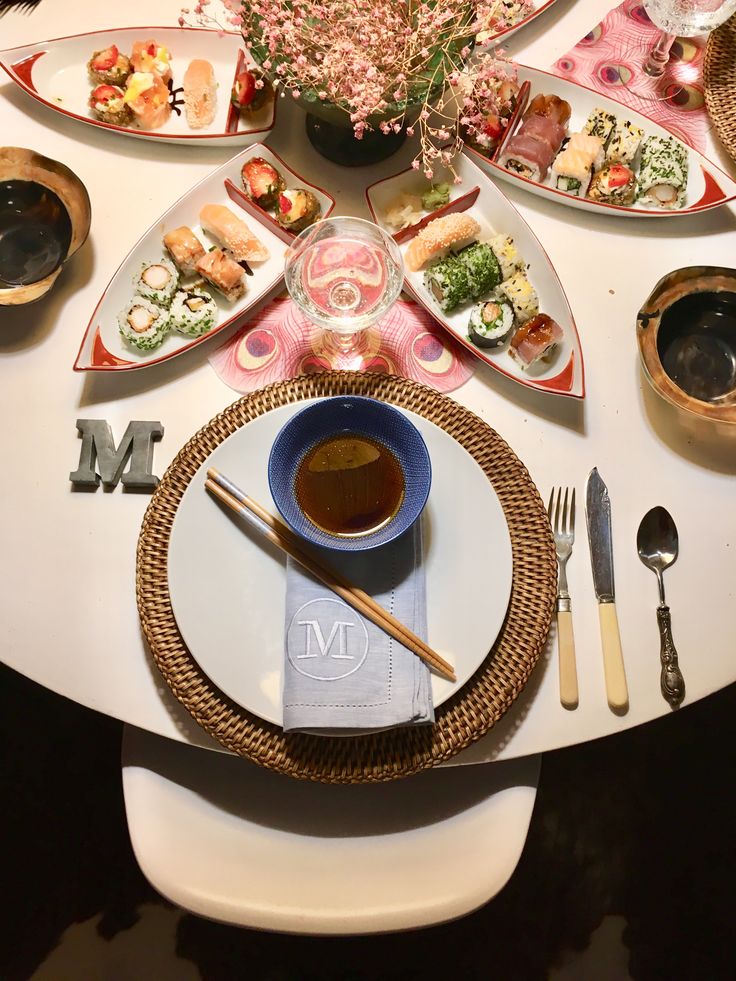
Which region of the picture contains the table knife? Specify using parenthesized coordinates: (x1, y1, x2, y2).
(585, 468, 629, 710)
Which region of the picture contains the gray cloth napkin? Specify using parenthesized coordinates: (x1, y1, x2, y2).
(282, 522, 434, 732)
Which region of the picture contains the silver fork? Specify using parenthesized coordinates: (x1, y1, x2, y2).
(548, 487, 579, 709)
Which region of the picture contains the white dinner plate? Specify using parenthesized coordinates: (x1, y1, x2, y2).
(366, 150, 585, 399)
(465, 63, 736, 218)
(167, 401, 513, 729)
(0, 27, 275, 146)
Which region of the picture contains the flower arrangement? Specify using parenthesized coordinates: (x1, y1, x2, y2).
(181, 1, 524, 176)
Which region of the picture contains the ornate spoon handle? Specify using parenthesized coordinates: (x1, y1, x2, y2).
(657, 605, 685, 708)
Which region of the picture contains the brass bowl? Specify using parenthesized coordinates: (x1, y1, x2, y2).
(0, 147, 91, 306)
(637, 266, 736, 440)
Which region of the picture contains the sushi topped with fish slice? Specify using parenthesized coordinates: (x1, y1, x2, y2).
(199, 204, 270, 262)
(509, 313, 563, 368)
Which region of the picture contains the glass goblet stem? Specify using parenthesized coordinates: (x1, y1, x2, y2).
(643, 31, 677, 78)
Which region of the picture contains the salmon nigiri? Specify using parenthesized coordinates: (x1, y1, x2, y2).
(199, 204, 270, 262)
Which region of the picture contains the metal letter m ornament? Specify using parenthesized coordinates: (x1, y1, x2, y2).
(69, 420, 164, 490)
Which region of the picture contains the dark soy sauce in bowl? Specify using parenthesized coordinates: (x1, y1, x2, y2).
(0, 180, 72, 287)
(658, 291, 736, 403)
(295, 433, 405, 537)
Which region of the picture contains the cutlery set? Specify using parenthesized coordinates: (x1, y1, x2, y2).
(549, 469, 685, 712)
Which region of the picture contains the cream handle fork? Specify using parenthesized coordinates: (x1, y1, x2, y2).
(557, 608, 579, 709)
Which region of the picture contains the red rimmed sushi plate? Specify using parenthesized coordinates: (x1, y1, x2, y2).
(74, 144, 334, 372)
(464, 64, 736, 218)
(478, 0, 561, 45)
(366, 151, 584, 400)
(0, 27, 275, 146)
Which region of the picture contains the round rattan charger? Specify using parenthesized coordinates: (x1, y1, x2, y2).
(704, 13, 736, 163)
(136, 373, 556, 783)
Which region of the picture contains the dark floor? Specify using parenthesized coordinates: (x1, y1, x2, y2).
(2, 663, 735, 981)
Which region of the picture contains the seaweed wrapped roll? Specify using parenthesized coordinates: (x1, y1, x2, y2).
(468, 292, 515, 348)
(454, 242, 501, 299)
(134, 258, 179, 306)
(423, 255, 472, 313)
(170, 288, 218, 336)
(118, 297, 169, 351)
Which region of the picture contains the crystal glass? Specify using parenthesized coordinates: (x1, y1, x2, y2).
(284, 216, 404, 371)
(629, 0, 736, 100)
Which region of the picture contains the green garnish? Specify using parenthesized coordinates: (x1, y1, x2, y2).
(421, 183, 450, 211)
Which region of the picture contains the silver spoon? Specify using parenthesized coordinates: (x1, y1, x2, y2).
(636, 506, 685, 708)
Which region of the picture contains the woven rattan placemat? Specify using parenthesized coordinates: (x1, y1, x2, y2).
(704, 14, 736, 163)
(136, 373, 556, 783)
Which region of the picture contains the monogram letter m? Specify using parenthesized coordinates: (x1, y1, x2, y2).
(69, 419, 164, 489)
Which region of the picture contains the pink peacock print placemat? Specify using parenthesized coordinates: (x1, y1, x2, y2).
(553, 0, 709, 150)
(209, 296, 475, 394)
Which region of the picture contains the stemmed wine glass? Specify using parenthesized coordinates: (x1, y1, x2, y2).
(630, 0, 736, 100)
(284, 216, 404, 372)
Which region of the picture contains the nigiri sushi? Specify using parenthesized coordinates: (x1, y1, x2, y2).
(130, 40, 172, 82)
(405, 213, 480, 273)
(163, 226, 206, 275)
(509, 313, 563, 368)
(183, 59, 217, 129)
(199, 204, 270, 262)
(195, 249, 247, 301)
(124, 72, 171, 130)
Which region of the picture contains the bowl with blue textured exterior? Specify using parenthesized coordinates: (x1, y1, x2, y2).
(268, 396, 432, 552)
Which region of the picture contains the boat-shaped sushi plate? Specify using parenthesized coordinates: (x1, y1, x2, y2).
(479, 0, 561, 45)
(465, 64, 736, 218)
(74, 144, 334, 372)
(0, 27, 275, 146)
(366, 152, 584, 399)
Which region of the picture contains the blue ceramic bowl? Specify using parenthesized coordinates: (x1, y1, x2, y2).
(268, 396, 432, 552)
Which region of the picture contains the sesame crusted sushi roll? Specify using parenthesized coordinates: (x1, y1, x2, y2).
(454, 242, 501, 299)
(500, 271, 539, 324)
(606, 118, 644, 166)
(170, 288, 218, 336)
(468, 292, 515, 348)
(488, 234, 524, 282)
(423, 255, 473, 313)
(118, 297, 169, 351)
(583, 108, 617, 148)
(134, 259, 179, 306)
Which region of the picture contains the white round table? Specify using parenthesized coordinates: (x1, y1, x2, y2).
(1, 0, 735, 765)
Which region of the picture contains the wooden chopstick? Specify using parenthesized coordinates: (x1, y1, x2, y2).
(205, 468, 456, 682)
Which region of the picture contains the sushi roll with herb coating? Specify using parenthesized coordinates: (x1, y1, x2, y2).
(424, 255, 473, 313)
(606, 118, 644, 166)
(134, 258, 179, 306)
(488, 234, 524, 282)
(636, 135, 688, 209)
(87, 45, 132, 86)
(277, 189, 321, 232)
(88, 84, 133, 126)
(118, 297, 169, 351)
(454, 242, 501, 299)
(170, 288, 218, 336)
(468, 292, 515, 348)
(500, 271, 539, 324)
(583, 108, 616, 148)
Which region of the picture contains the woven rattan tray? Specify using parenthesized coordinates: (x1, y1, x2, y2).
(705, 14, 736, 163)
(136, 373, 556, 783)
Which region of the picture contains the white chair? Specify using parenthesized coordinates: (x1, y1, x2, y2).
(122, 726, 540, 933)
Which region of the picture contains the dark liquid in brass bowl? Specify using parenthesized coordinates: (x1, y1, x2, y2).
(657, 291, 736, 403)
(0, 180, 72, 287)
(295, 434, 405, 537)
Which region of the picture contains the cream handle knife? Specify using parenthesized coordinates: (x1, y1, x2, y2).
(598, 601, 628, 710)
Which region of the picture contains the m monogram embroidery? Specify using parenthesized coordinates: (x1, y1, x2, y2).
(297, 620, 355, 660)
(287, 598, 368, 681)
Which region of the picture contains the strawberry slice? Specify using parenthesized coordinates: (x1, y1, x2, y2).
(241, 156, 285, 208)
(231, 70, 256, 108)
(481, 113, 504, 141)
(91, 45, 119, 71)
(607, 164, 634, 188)
(90, 84, 122, 104)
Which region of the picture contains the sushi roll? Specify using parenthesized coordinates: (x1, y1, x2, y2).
(405, 213, 480, 272)
(468, 292, 515, 348)
(636, 135, 688, 209)
(118, 297, 169, 351)
(587, 164, 636, 205)
(509, 313, 564, 368)
(231, 67, 274, 115)
(552, 133, 604, 196)
(276, 189, 322, 233)
(488, 234, 525, 281)
(87, 45, 131, 86)
(195, 249, 247, 301)
(130, 40, 172, 83)
(454, 242, 502, 299)
(241, 157, 286, 210)
(583, 108, 617, 148)
(183, 59, 217, 130)
(606, 118, 644, 166)
(500, 271, 539, 324)
(163, 226, 206, 276)
(88, 84, 133, 126)
(423, 255, 473, 313)
(124, 72, 171, 130)
(199, 204, 270, 262)
(169, 288, 218, 336)
(134, 259, 179, 306)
